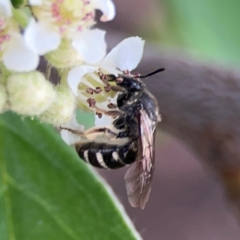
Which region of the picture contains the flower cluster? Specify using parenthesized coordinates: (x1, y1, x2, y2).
(0, 0, 145, 144)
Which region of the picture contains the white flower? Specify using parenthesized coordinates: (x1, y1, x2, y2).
(62, 37, 144, 144)
(67, 36, 145, 128)
(68, 36, 145, 96)
(26, 0, 114, 57)
(0, 0, 39, 72)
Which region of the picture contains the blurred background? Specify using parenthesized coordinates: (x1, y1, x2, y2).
(97, 0, 240, 239)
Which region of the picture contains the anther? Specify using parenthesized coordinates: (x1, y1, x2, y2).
(86, 88, 94, 94)
(94, 87, 102, 94)
(87, 98, 96, 107)
(96, 112, 102, 118)
(104, 84, 111, 92)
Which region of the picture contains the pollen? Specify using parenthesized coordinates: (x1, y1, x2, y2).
(94, 87, 102, 94)
(87, 98, 96, 107)
(86, 87, 94, 94)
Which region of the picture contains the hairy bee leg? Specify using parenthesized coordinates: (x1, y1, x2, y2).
(94, 106, 123, 118)
(59, 127, 85, 137)
(117, 92, 135, 108)
(113, 115, 126, 129)
(85, 126, 135, 140)
(60, 126, 119, 140)
(85, 127, 118, 139)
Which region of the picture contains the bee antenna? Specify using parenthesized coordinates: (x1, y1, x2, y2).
(138, 68, 165, 79)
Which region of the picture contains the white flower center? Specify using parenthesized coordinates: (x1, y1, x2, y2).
(0, 18, 17, 53)
(32, 0, 95, 38)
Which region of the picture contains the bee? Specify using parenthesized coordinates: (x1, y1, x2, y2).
(61, 68, 164, 209)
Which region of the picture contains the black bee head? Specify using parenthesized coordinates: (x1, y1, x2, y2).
(118, 76, 144, 92)
(105, 74, 143, 92)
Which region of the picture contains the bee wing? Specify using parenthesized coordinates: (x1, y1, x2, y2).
(124, 109, 157, 209)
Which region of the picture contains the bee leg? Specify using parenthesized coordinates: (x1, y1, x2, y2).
(86, 126, 133, 140)
(60, 126, 119, 140)
(94, 106, 123, 118)
(117, 92, 134, 108)
(113, 115, 126, 129)
(60, 124, 119, 141)
(84, 127, 119, 139)
(115, 117, 139, 139)
(85, 121, 134, 140)
(116, 131, 131, 138)
(59, 127, 86, 138)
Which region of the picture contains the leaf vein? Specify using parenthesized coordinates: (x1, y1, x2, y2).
(6, 175, 81, 240)
(0, 156, 16, 240)
(1, 122, 102, 217)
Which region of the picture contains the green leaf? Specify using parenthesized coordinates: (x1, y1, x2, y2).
(11, 0, 26, 8)
(0, 112, 141, 240)
(163, 0, 240, 65)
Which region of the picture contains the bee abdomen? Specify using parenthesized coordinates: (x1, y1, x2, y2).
(75, 141, 137, 169)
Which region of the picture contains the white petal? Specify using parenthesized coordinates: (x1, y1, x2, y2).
(60, 116, 84, 145)
(99, 64, 121, 76)
(102, 36, 145, 71)
(29, 0, 42, 5)
(60, 129, 80, 145)
(92, 0, 115, 22)
(3, 33, 39, 72)
(72, 29, 106, 64)
(95, 114, 113, 127)
(67, 65, 97, 96)
(0, 0, 12, 17)
(24, 18, 61, 55)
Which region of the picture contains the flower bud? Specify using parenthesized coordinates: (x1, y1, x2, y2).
(7, 71, 55, 116)
(45, 38, 83, 69)
(0, 84, 7, 113)
(39, 84, 75, 126)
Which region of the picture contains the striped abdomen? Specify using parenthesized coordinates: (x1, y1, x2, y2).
(75, 141, 138, 169)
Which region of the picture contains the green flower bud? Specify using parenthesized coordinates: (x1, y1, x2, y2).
(7, 71, 55, 116)
(39, 84, 75, 126)
(45, 38, 83, 69)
